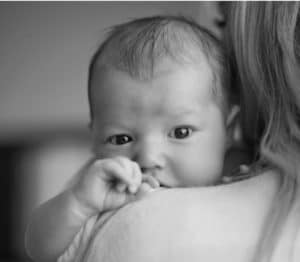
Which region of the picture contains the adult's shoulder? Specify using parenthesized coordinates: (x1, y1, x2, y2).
(84, 171, 280, 262)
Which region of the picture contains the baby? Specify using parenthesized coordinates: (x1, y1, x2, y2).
(26, 16, 241, 262)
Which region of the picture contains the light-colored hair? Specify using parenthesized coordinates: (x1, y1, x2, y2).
(88, 16, 232, 122)
(226, 2, 300, 261)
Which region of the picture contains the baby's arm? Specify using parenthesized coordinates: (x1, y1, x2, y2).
(25, 157, 143, 262)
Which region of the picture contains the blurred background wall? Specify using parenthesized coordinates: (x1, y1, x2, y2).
(0, 2, 223, 261)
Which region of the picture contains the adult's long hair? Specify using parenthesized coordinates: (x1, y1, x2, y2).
(226, 2, 300, 261)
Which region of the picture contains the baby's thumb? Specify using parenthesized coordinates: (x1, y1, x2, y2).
(102, 190, 136, 211)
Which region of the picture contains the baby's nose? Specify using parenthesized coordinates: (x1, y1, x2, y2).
(133, 139, 165, 173)
(137, 154, 164, 175)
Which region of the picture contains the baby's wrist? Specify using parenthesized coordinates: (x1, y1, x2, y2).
(66, 189, 99, 222)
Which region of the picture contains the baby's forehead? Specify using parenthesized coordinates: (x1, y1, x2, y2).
(89, 61, 229, 125)
(93, 54, 214, 83)
(91, 60, 217, 108)
(90, 60, 220, 110)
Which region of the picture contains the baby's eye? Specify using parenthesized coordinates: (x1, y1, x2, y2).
(169, 126, 193, 139)
(107, 134, 133, 145)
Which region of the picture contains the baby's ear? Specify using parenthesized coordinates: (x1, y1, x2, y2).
(225, 105, 242, 148)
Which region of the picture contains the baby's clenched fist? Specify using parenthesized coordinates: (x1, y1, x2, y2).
(70, 157, 143, 218)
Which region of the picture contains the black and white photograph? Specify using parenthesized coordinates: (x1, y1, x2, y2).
(0, 1, 299, 262)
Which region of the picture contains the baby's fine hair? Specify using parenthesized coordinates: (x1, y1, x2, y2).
(88, 15, 231, 121)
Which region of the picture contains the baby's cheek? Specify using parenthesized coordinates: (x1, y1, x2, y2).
(174, 154, 223, 187)
(95, 147, 130, 159)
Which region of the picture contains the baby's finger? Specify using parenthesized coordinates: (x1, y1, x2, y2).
(99, 158, 141, 191)
(129, 161, 142, 193)
(116, 158, 141, 182)
(135, 182, 156, 199)
(100, 159, 133, 184)
(113, 157, 142, 193)
(89, 159, 126, 183)
(103, 188, 136, 210)
(115, 182, 127, 193)
(142, 174, 160, 188)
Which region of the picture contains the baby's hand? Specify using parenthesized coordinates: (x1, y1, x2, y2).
(135, 175, 161, 198)
(70, 157, 143, 218)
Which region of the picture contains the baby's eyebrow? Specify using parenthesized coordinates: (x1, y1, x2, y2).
(172, 110, 196, 115)
(167, 108, 203, 117)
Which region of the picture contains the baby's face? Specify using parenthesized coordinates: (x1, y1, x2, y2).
(90, 60, 228, 187)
